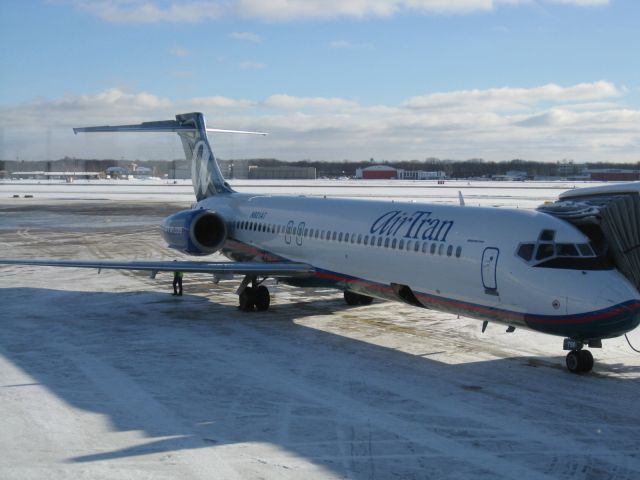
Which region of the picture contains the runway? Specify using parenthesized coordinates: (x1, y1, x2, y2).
(1, 184, 640, 479)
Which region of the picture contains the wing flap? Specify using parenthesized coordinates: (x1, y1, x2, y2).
(0, 259, 314, 277)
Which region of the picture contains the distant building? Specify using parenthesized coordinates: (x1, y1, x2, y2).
(398, 169, 446, 180)
(587, 169, 640, 181)
(248, 166, 316, 180)
(557, 163, 586, 177)
(10, 171, 101, 180)
(356, 165, 445, 180)
(356, 165, 397, 179)
(134, 166, 153, 175)
(105, 166, 129, 178)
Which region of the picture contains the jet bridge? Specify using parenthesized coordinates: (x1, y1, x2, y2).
(538, 182, 640, 293)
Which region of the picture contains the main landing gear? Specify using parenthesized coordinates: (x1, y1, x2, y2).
(564, 338, 598, 374)
(343, 290, 374, 306)
(238, 276, 270, 312)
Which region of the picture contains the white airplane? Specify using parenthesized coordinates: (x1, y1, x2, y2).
(1, 112, 639, 374)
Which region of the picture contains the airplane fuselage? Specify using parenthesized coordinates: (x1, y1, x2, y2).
(197, 193, 640, 341)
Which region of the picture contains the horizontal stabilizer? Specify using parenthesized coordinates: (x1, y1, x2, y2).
(73, 121, 267, 136)
(73, 112, 266, 200)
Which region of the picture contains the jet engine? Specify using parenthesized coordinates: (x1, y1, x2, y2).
(161, 209, 228, 255)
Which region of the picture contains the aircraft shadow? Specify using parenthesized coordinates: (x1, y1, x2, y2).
(1, 286, 640, 479)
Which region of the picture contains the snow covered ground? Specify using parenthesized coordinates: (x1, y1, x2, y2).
(0, 178, 611, 208)
(1, 182, 639, 480)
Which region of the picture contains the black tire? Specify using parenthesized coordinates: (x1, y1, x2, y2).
(344, 291, 360, 306)
(359, 295, 374, 305)
(578, 350, 594, 373)
(566, 350, 581, 374)
(239, 287, 255, 311)
(254, 285, 271, 311)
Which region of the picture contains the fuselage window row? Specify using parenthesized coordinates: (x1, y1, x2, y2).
(236, 220, 462, 258)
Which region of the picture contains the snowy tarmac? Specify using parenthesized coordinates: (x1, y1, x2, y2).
(1, 181, 640, 479)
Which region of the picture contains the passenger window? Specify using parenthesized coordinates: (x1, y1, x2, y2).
(430, 243, 436, 254)
(344, 233, 349, 242)
(405, 240, 411, 251)
(398, 239, 404, 249)
(414, 242, 420, 252)
(422, 242, 428, 253)
(332, 232, 337, 241)
(455, 246, 462, 258)
(536, 243, 554, 260)
(338, 232, 343, 242)
(447, 245, 453, 256)
(557, 243, 579, 257)
(438, 244, 444, 255)
(315, 230, 319, 239)
(384, 238, 390, 248)
(377, 237, 383, 247)
(517, 243, 534, 261)
(364, 235, 369, 245)
(358, 234, 362, 244)
(304, 228, 309, 237)
(351, 234, 356, 244)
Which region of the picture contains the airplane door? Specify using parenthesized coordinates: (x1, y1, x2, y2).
(481, 247, 499, 292)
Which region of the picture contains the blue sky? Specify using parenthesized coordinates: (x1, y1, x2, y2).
(1, 0, 639, 163)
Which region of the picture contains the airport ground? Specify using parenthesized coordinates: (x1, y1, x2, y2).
(1, 182, 640, 479)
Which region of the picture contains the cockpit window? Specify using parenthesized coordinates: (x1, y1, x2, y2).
(515, 230, 608, 270)
(557, 243, 579, 257)
(536, 244, 554, 260)
(539, 229, 555, 241)
(517, 243, 534, 261)
(577, 243, 594, 256)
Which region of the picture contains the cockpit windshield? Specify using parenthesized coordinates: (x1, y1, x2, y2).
(516, 229, 611, 270)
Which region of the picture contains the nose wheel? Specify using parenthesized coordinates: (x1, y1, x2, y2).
(565, 349, 594, 374)
(563, 338, 595, 374)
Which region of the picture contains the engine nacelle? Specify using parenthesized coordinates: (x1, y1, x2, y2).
(161, 209, 228, 256)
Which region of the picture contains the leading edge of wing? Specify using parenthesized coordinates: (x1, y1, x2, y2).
(0, 259, 314, 277)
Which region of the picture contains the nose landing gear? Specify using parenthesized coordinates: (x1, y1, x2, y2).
(563, 338, 595, 374)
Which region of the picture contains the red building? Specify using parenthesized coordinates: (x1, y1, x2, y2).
(357, 165, 397, 179)
(589, 169, 640, 181)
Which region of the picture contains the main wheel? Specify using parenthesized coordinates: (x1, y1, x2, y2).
(359, 295, 374, 305)
(344, 291, 360, 305)
(254, 285, 271, 311)
(239, 287, 255, 311)
(578, 350, 594, 373)
(566, 350, 594, 374)
(566, 350, 581, 373)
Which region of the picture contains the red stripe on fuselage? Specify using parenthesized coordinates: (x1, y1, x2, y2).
(224, 238, 640, 328)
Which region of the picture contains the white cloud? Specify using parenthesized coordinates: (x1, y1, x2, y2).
(546, 0, 609, 6)
(70, 0, 223, 23)
(238, 61, 266, 70)
(172, 71, 195, 78)
(169, 46, 190, 57)
(264, 95, 359, 110)
(329, 40, 373, 50)
(229, 32, 262, 42)
(2, 82, 638, 163)
(63, 0, 607, 23)
(404, 81, 622, 111)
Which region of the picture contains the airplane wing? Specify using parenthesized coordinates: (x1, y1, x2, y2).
(0, 259, 314, 277)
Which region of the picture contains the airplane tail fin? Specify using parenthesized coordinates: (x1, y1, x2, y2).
(74, 112, 266, 201)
